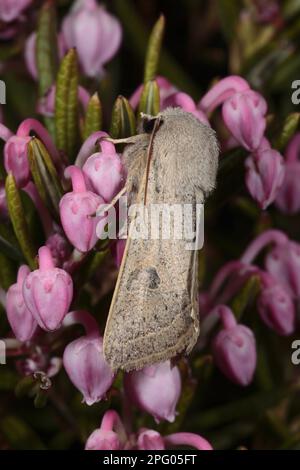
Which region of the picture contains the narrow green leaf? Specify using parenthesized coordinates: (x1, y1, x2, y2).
(55, 48, 79, 160)
(138, 80, 160, 116)
(0, 416, 46, 450)
(144, 15, 165, 83)
(5, 174, 37, 269)
(274, 113, 300, 151)
(28, 138, 63, 220)
(110, 95, 136, 138)
(36, 0, 59, 97)
(83, 93, 103, 140)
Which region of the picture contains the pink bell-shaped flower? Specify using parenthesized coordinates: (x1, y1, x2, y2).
(23, 246, 73, 331)
(62, 0, 122, 78)
(222, 90, 267, 152)
(0, 0, 32, 23)
(163, 92, 209, 125)
(276, 133, 300, 214)
(6, 265, 38, 342)
(4, 135, 31, 188)
(82, 138, 124, 202)
(265, 240, 300, 299)
(137, 429, 165, 450)
(124, 361, 181, 423)
(59, 166, 107, 252)
(245, 146, 285, 209)
(257, 272, 295, 335)
(85, 410, 126, 450)
(63, 311, 115, 406)
(212, 305, 256, 386)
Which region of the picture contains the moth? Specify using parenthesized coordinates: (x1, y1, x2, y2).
(103, 107, 219, 372)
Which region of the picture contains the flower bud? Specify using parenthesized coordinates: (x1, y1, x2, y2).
(63, 333, 114, 406)
(62, 0, 122, 78)
(222, 90, 267, 152)
(124, 361, 181, 423)
(245, 147, 285, 209)
(85, 410, 125, 450)
(212, 306, 256, 386)
(257, 273, 295, 335)
(59, 166, 106, 252)
(82, 139, 124, 202)
(0, 0, 32, 23)
(46, 232, 71, 267)
(85, 428, 121, 450)
(276, 133, 300, 214)
(4, 135, 31, 188)
(6, 265, 38, 342)
(23, 246, 73, 331)
(137, 429, 165, 450)
(265, 240, 300, 299)
(163, 92, 209, 125)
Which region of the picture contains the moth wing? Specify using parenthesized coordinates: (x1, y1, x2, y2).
(103, 149, 200, 372)
(103, 233, 199, 372)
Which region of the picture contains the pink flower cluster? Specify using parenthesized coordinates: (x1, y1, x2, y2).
(85, 410, 212, 450)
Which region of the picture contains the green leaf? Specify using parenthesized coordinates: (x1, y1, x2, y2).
(28, 138, 63, 220)
(138, 80, 160, 116)
(36, 0, 59, 97)
(274, 113, 300, 151)
(5, 174, 37, 269)
(55, 48, 79, 161)
(83, 93, 103, 141)
(144, 15, 165, 83)
(0, 416, 46, 450)
(110, 95, 136, 138)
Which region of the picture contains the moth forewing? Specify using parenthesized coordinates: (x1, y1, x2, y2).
(103, 108, 219, 372)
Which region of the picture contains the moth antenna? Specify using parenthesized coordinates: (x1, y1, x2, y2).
(143, 116, 162, 205)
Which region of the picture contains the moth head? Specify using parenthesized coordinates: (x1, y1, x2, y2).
(139, 113, 164, 134)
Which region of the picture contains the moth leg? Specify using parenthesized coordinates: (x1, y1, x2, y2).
(89, 186, 127, 218)
(105, 135, 146, 145)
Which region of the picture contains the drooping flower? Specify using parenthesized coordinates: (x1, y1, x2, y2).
(63, 311, 115, 406)
(0, 0, 32, 23)
(6, 265, 38, 342)
(59, 166, 107, 252)
(62, 0, 122, 78)
(23, 246, 73, 331)
(124, 361, 181, 423)
(212, 305, 256, 386)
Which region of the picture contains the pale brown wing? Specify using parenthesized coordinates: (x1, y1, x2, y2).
(103, 139, 200, 372)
